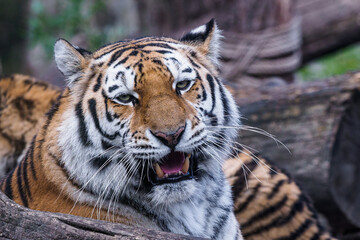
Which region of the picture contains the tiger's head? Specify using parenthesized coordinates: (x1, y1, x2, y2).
(54, 20, 240, 206)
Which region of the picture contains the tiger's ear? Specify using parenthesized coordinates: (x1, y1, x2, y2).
(180, 19, 222, 67)
(54, 39, 91, 86)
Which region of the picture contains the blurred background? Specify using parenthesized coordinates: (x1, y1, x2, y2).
(2, 0, 360, 86)
(1, 0, 360, 239)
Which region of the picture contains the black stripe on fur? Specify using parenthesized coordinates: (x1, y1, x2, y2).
(88, 98, 119, 140)
(16, 166, 28, 207)
(4, 169, 14, 200)
(75, 102, 93, 146)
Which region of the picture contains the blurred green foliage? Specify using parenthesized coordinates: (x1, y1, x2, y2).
(29, 0, 125, 58)
(297, 44, 360, 81)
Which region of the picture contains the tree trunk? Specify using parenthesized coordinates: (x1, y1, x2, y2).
(0, 191, 205, 240)
(228, 72, 360, 234)
(0, 0, 29, 75)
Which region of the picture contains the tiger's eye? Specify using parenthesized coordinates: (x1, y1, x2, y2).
(176, 80, 191, 91)
(116, 94, 133, 104)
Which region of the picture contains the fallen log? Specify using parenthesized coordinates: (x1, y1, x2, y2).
(0, 190, 204, 240)
(297, 0, 360, 63)
(228, 72, 360, 234)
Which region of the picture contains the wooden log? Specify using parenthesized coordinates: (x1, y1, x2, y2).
(0, 190, 205, 240)
(135, 0, 294, 36)
(330, 86, 360, 228)
(227, 72, 360, 233)
(296, 0, 360, 63)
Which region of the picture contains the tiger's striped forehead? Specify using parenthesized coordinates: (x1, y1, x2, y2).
(93, 38, 198, 97)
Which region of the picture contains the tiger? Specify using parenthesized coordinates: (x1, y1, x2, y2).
(1, 19, 242, 239)
(0, 20, 335, 240)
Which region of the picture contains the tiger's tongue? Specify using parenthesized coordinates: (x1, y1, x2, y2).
(159, 151, 185, 174)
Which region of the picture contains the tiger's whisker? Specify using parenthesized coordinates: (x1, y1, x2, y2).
(204, 136, 263, 184)
(206, 129, 279, 175)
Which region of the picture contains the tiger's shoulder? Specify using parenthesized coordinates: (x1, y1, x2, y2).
(0, 74, 61, 176)
(224, 151, 335, 240)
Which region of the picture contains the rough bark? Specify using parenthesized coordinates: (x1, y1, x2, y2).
(0, 191, 205, 240)
(227, 72, 360, 234)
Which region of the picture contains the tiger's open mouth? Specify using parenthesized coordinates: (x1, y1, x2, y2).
(149, 151, 194, 185)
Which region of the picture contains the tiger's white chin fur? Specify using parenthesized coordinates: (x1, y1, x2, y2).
(148, 179, 198, 205)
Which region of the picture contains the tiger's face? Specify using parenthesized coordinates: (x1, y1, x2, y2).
(100, 48, 209, 203)
(55, 20, 240, 206)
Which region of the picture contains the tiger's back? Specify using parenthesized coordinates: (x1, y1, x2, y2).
(226, 152, 334, 240)
(0, 74, 61, 176)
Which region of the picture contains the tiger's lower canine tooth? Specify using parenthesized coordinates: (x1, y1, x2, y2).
(181, 155, 190, 174)
(154, 163, 165, 178)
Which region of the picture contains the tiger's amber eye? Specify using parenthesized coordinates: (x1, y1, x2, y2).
(176, 80, 191, 91)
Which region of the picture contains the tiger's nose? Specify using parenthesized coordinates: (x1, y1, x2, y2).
(152, 126, 185, 149)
